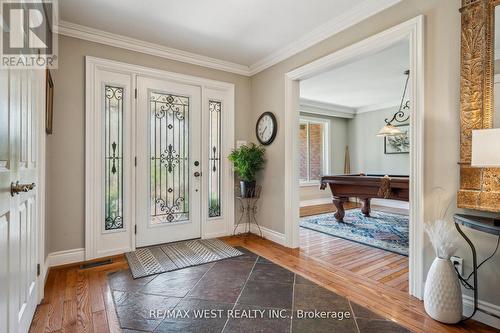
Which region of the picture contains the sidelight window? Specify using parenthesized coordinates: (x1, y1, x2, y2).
(104, 86, 124, 230)
(208, 100, 222, 218)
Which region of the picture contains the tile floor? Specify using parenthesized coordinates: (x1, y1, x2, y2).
(109, 247, 410, 333)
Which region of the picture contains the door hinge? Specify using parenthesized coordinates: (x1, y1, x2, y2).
(135, 88, 137, 99)
(134, 156, 137, 166)
(37, 263, 40, 277)
(134, 225, 137, 234)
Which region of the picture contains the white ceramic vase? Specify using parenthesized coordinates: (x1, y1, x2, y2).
(424, 257, 463, 324)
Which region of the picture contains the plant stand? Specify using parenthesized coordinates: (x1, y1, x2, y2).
(233, 185, 262, 238)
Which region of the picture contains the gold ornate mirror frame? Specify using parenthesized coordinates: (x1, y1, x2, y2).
(458, 0, 500, 212)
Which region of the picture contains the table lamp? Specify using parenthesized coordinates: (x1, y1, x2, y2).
(471, 128, 500, 225)
(471, 128, 500, 167)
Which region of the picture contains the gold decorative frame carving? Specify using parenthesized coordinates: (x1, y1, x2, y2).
(458, 0, 500, 212)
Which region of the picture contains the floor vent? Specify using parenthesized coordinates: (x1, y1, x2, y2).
(80, 259, 113, 269)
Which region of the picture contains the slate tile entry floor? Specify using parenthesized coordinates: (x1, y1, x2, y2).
(109, 247, 411, 333)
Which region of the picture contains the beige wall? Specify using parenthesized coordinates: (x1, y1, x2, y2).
(348, 107, 410, 175)
(47, 0, 500, 307)
(250, 0, 500, 305)
(46, 35, 252, 254)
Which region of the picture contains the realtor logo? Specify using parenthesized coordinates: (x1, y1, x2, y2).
(1, 0, 58, 68)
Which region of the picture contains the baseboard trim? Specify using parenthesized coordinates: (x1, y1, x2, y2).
(234, 223, 286, 246)
(463, 295, 500, 329)
(300, 198, 331, 207)
(204, 231, 232, 239)
(47, 248, 85, 267)
(371, 198, 409, 210)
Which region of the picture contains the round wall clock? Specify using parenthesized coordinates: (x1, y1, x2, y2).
(256, 112, 277, 145)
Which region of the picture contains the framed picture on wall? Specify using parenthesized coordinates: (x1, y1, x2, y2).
(46, 69, 54, 134)
(384, 124, 409, 154)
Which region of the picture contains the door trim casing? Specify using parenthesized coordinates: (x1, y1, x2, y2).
(283, 16, 425, 299)
(85, 56, 235, 259)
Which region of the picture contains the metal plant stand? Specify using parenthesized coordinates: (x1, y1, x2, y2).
(233, 185, 262, 238)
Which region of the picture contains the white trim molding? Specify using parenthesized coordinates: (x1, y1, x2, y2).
(248, 0, 403, 75)
(371, 198, 409, 210)
(58, 0, 402, 77)
(234, 224, 286, 246)
(284, 15, 425, 299)
(299, 98, 355, 118)
(356, 101, 400, 114)
(47, 248, 85, 267)
(300, 197, 331, 207)
(299, 98, 401, 118)
(58, 21, 250, 76)
(463, 295, 500, 329)
(85, 56, 235, 260)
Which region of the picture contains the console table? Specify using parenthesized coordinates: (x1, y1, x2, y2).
(453, 214, 500, 320)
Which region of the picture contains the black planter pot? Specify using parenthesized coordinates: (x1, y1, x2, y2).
(240, 180, 256, 198)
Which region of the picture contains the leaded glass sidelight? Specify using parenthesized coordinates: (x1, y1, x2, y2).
(150, 92, 189, 224)
(208, 100, 221, 218)
(104, 86, 124, 231)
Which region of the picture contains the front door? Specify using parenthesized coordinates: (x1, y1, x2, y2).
(0, 69, 40, 333)
(136, 77, 202, 247)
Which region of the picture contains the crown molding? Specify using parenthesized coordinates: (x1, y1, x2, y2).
(299, 98, 355, 118)
(57, 0, 401, 77)
(355, 101, 400, 114)
(300, 98, 401, 118)
(248, 0, 403, 75)
(57, 20, 252, 76)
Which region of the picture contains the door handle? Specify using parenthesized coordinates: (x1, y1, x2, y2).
(194, 172, 202, 177)
(11, 181, 36, 196)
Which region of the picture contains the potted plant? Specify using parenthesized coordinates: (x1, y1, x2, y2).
(228, 143, 265, 198)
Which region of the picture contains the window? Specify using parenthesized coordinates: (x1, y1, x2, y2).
(149, 92, 190, 224)
(104, 86, 124, 230)
(208, 100, 222, 218)
(299, 117, 329, 184)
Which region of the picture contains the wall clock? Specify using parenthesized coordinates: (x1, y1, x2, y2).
(256, 112, 277, 145)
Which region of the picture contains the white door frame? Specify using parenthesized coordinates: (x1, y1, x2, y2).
(85, 56, 235, 259)
(283, 16, 425, 299)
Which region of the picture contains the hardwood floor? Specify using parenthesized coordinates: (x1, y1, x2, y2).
(300, 203, 410, 292)
(30, 236, 495, 333)
(29, 255, 127, 333)
(300, 201, 359, 217)
(299, 227, 409, 292)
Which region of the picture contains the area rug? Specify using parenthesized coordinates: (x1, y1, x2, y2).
(300, 210, 409, 255)
(125, 238, 243, 278)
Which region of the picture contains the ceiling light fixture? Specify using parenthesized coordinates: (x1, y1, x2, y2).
(377, 70, 410, 137)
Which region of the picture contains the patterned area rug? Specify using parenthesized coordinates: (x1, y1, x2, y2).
(125, 238, 243, 278)
(300, 210, 409, 255)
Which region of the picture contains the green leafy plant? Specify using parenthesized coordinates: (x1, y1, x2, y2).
(228, 143, 266, 182)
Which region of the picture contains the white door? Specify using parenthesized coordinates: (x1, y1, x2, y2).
(136, 77, 202, 247)
(0, 69, 40, 333)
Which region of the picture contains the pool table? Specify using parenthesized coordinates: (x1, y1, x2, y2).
(320, 173, 409, 222)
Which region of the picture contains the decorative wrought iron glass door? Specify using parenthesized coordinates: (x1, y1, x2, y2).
(136, 77, 202, 247)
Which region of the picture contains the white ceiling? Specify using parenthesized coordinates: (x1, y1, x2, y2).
(59, 0, 401, 71)
(300, 39, 410, 111)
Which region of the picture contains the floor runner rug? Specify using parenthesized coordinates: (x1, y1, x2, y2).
(125, 238, 243, 278)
